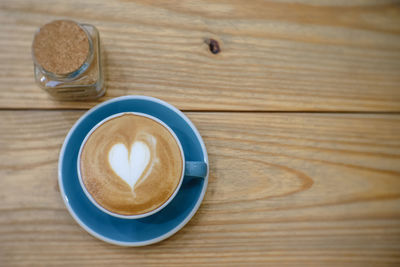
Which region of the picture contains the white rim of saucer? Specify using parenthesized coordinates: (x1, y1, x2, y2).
(58, 95, 209, 246)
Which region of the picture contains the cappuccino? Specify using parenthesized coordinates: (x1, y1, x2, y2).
(79, 113, 183, 216)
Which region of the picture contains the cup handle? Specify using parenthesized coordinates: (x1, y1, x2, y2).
(185, 161, 208, 178)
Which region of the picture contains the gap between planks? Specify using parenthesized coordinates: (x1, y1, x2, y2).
(1, 107, 400, 115)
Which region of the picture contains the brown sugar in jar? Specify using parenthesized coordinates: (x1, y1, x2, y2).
(32, 20, 104, 100)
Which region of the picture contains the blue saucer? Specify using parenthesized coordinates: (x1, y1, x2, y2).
(58, 96, 209, 246)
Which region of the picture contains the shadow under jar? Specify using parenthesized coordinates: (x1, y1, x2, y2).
(32, 20, 105, 100)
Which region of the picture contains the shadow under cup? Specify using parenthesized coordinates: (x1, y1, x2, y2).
(77, 112, 208, 219)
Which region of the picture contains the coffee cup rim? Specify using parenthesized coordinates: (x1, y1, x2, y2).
(77, 111, 186, 219)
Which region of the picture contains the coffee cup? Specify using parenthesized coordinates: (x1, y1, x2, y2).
(77, 112, 207, 219)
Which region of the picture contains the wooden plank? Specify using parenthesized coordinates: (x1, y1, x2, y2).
(1, 110, 399, 266)
(0, 0, 400, 111)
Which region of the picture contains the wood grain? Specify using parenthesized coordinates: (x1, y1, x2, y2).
(0, 0, 400, 111)
(1, 111, 399, 266)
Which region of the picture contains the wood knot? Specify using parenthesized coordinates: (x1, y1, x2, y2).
(206, 39, 220, 54)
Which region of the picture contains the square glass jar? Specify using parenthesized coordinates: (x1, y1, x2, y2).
(32, 21, 105, 100)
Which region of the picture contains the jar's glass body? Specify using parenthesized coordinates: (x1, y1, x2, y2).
(33, 23, 105, 100)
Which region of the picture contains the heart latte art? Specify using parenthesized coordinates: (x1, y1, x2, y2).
(79, 114, 183, 216)
(108, 141, 154, 191)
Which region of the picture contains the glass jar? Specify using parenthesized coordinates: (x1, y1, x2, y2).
(32, 20, 105, 100)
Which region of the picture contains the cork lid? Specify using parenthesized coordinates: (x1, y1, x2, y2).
(32, 20, 90, 75)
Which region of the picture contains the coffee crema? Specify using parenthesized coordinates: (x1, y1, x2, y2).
(79, 113, 183, 216)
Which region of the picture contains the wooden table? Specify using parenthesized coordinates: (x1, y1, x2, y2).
(1, 1, 400, 266)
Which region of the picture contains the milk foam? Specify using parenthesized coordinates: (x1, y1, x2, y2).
(80, 113, 183, 215)
(108, 141, 152, 190)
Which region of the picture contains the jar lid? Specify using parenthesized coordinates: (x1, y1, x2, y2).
(32, 20, 90, 75)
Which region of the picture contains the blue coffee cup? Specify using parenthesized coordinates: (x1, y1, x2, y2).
(77, 111, 207, 219)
